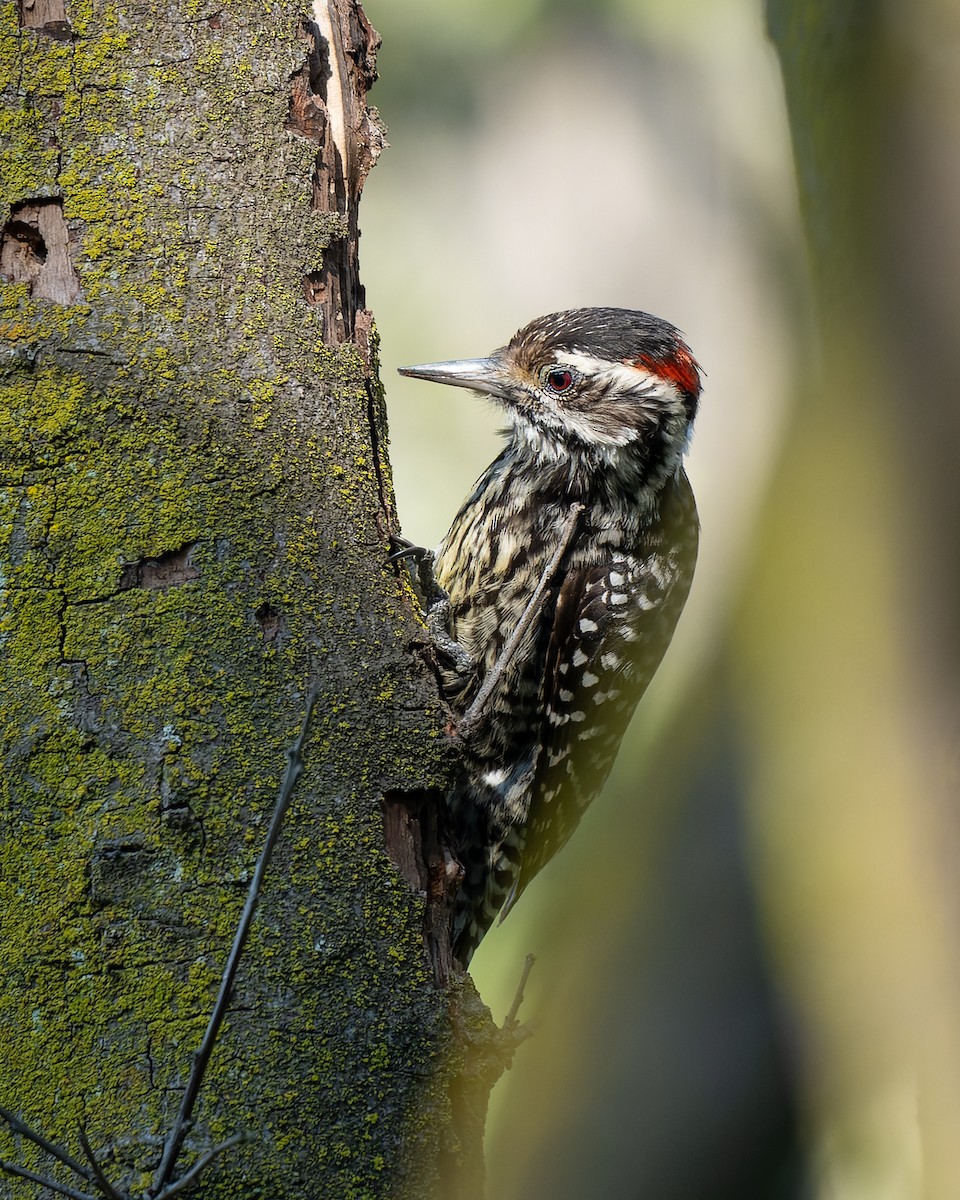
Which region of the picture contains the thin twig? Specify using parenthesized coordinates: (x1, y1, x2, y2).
(151, 689, 319, 1194)
(504, 954, 536, 1027)
(77, 1127, 124, 1200)
(0, 1106, 93, 1184)
(0, 1157, 99, 1200)
(458, 503, 584, 741)
(157, 1133, 246, 1200)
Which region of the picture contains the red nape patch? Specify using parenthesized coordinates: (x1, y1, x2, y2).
(630, 348, 701, 402)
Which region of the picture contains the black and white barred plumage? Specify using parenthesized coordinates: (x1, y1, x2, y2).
(399, 308, 700, 963)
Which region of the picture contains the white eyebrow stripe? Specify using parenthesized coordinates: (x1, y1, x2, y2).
(553, 350, 662, 394)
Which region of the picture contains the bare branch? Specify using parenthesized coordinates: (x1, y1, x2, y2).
(0, 1107, 94, 1184)
(0, 1157, 99, 1200)
(77, 1127, 124, 1200)
(504, 954, 536, 1027)
(156, 1134, 247, 1200)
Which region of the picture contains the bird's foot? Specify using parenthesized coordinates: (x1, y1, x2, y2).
(390, 537, 476, 681)
(426, 595, 476, 680)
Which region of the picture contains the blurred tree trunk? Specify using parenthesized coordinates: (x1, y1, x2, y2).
(0, 2, 502, 1198)
(742, 0, 960, 1192)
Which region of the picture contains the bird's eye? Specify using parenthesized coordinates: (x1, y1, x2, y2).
(543, 368, 575, 394)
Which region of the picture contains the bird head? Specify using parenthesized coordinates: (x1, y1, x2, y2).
(398, 307, 701, 488)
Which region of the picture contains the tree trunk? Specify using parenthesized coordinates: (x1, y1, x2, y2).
(742, 1, 960, 1191)
(0, 2, 504, 1197)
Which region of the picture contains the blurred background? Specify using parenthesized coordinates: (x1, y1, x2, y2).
(359, 0, 960, 1196)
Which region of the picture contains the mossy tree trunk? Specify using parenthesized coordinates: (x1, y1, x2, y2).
(0, 2, 501, 1197)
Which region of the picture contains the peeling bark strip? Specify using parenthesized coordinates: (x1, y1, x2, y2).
(382, 790, 462, 987)
(288, 0, 386, 345)
(0, 199, 81, 303)
(17, 0, 71, 39)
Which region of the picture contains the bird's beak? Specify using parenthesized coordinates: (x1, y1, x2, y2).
(397, 356, 508, 399)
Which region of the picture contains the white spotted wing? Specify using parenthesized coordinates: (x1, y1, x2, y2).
(502, 476, 698, 915)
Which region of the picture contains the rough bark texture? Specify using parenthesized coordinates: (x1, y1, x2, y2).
(0, 1, 506, 1197)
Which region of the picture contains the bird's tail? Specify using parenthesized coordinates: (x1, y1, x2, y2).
(450, 794, 526, 965)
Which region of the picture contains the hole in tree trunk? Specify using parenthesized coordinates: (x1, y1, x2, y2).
(0, 198, 81, 303)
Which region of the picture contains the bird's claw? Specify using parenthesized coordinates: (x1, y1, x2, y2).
(390, 537, 477, 682)
(387, 534, 430, 566)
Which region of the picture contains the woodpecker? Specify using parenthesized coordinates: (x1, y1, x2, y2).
(398, 307, 700, 964)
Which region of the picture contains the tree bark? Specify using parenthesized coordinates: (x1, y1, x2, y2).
(0, 2, 505, 1197)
